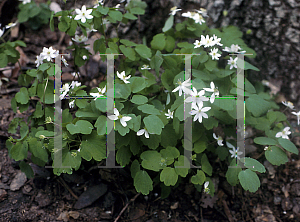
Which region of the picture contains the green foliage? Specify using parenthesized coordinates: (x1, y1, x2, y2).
(7, 0, 298, 198)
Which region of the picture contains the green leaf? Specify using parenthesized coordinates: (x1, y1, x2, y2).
(160, 125, 178, 148)
(33, 102, 43, 118)
(140, 134, 161, 149)
(174, 155, 189, 177)
(120, 45, 136, 61)
(143, 115, 164, 135)
(201, 154, 212, 176)
(10, 142, 28, 161)
(134, 170, 153, 195)
(194, 140, 206, 154)
(20, 121, 29, 140)
(203, 117, 218, 130)
(53, 149, 81, 175)
(95, 98, 107, 112)
(151, 33, 166, 51)
(177, 42, 194, 49)
(135, 44, 152, 59)
(205, 59, 217, 72)
(131, 159, 140, 178)
(237, 60, 260, 71)
(238, 169, 260, 192)
(19, 161, 34, 178)
(138, 104, 161, 115)
(67, 20, 77, 36)
(254, 137, 277, 146)
(28, 137, 48, 163)
(66, 120, 94, 135)
(130, 7, 145, 14)
(80, 131, 106, 161)
(162, 15, 174, 32)
(191, 170, 206, 185)
(129, 77, 146, 93)
(38, 63, 50, 71)
(225, 159, 242, 186)
(216, 146, 228, 161)
(150, 51, 163, 75)
(278, 138, 299, 154)
(267, 111, 287, 123)
(246, 95, 271, 117)
(75, 110, 99, 118)
(141, 150, 162, 172)
(123, 13, 138, 20)
(95, 115, 107, 135)
(35, 130, 54, 138)
(115, 83, 131, 99)
(161, 146, 180, 159)
(108, 10, 123, 21)
(265, 146, 288, 166)
(241, 157, 266, 173)
(15, 87, 29, 104)
(175, 104, 185, 121)
(131, 95, 148, 105)
(120, 39, 137, 47)
(116, 146, 132, 166)
(97, 6, 109, 15)
(160, 167, 178, 186)
(165, 36, 175, 52)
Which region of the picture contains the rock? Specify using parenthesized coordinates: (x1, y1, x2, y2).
(35, 191, 52, 207)
(286, 27, 300, 43)
(0, 182, 10, 190)
(268, 0, 281, 7)
(73, 183, 108, 209)
(0, 189, 7, 202)
(10, 171, 27, 191)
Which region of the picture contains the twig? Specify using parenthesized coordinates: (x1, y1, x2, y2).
(222, 200, 234, 222)
(114, 193, 140, 222)
(57, 177, 78, 200)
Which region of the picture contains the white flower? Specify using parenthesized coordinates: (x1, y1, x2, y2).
(165, 109, 174, 119)
(203, 181, 210, 194)
(35, 54, 44, 67)
(19, 0, 31, 4)
(189, 103, 211, 123)
(196, 8, 208, 17)
(82, 55, 88, 60)
(209, 48, 221, 60)
(212, 34, 222, 46)
(108, 108, 131, 127)
(182, 11, 193, 18)
(203, 82, 219, 103)
(223, 44, 246, 54)
(282, 101, 294, 110)
(169, 6, 182, 16)
(193, 40, 202, 48)
(69, 100, 75, 108)
(0, 28, 4, 38)
(172, 78, 192, 96)
(74, 5, 93, 23)
(71, 72, 79, 79)
(141, 64, 151, 70)
(275, 127, 291, 139)
(86, 24, 97, 33)
(72, 34, 88, 43)
(192, 13, 205, 25)
(227, 142, 243, 160)
(70, 81, 81, 89)
(117, 71, 131, 84)
(62, 56, 68, 67)
(213, 133, 223, 146)
(40, 46, 58, 62)
(291, 111, 300, 125)
(59, 83, 70, 100)
(90, 86, 106, 100)
(202, 35, 214, 48)
(5, 22, 17, 29)
(137, 128, 150, 138)
(185, 87, 209, 107)
(228, 57, 238, 69)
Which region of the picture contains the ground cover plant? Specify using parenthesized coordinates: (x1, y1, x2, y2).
(3, 0, 299, 200)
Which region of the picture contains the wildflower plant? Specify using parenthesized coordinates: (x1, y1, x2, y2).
(7, 0, 299, 198)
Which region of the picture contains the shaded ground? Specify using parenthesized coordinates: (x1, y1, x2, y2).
(1, 0, 300, 221)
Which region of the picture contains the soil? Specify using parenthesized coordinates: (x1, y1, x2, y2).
(0, 0, 300, 221)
